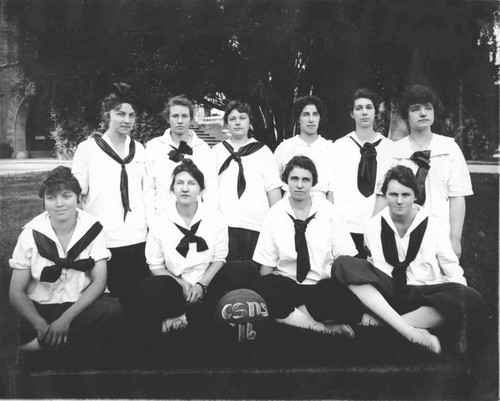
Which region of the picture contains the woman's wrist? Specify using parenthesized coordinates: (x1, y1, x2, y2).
(195, 282, 208, 295)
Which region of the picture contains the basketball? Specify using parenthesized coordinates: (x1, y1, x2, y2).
(214, 289, 269, 342)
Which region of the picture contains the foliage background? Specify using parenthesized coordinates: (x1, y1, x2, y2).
(4, 0, 499, 156)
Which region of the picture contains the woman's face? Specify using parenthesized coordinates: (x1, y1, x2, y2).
(287, 167, 313, 201)
(173, 171, 201, 206)
(351, 98, 375, 129)
(298, 104, 320, 136)
(108, 103, 136, 136)
(408, 103, 434, 132)
(385, 179, 416, 218)
(227, 109, 250, 140)
(44, 189, 79, 224)
(169, 105, 192, 136)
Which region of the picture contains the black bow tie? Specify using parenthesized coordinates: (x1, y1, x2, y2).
(33, 222, 103, 283)
(410, 150, 431, 206)
(350, 137, 382, 198)
(93, 135, 135, 220)
(218, 141, 265, 198)
(288, 212, 317, 283)
(168, 141, 193, 163)
(174, 220, 209, 257)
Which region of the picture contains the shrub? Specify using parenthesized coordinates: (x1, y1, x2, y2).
(0, 142, 14, 158)
(50, 113, 95, 160)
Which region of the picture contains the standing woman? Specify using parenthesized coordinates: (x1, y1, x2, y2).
(330, 89, 394, 258)
(125, 160, 259, 338)
(143, 95, 218, 224)
(72, 83, 149, 299)
(253, 156, 364, 337)
(392, 85, 472, 258)
(212, 100, 282, 261)
(274, 96, 333, 198)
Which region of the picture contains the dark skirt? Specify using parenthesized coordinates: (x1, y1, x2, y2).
(350, 232, 368, 259)
(227, 227, 260, 262)
(20, 294, 123, 350)
(332, 255, 483, 332)
(123, 259, 261, 338)
(107, 241, 150, 300)
(260, 274, 363, 324)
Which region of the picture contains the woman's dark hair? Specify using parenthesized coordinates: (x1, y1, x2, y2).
(101, 82, 139, 123)
(223, 100, 253, 137)
(281, 155, 318, 186)
(39, 166, 82, 198)
(170, 159, 205, 192)
(162, 95, 195, 121)
(398, 84, 443, 121)
(381, 165, 419, 199)
(351, 88, 380, 115)
(223, 100, 252, 124)
(292, 95, 324, 123)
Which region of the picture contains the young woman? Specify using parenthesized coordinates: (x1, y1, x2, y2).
(274, 96, 333, 198)
(392, 85, 473, 258)
(253, 156, 364, 337)
(72, 83, 149, 299)
(125, 160, 259, 338)
(143, 95, 218, 224)
(9, 167, 122, 352)
(329, 89, 394, 258)
(333, 166, 482, 354)
(212, 100, 282, 261)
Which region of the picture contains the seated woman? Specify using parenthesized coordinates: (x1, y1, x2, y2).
(392, 85, 473, 258)
(253, 156, 364, 337)
(124, 159, 259, 339)
(212, 100, 282, 261)
(329, 88, 394, 258)
(9, 166, 122, 352)
(333, 166, 482, 354)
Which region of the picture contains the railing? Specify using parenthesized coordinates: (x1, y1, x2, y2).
(196, 116, 224, 126)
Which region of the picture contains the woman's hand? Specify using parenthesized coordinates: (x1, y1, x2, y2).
(178, 279, 193, 300)
(41, 315, 72, 348)
(451, 237, 462, 259)
(186, 283, 204, 305)
(34, 318, 50, 344)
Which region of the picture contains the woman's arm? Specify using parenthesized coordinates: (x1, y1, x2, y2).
(9, 269, 49, 342)
(449, 196, 466, 258)
(151, 266, 192, 298)
(186, 260, 224, 304)
(260, 265, 275, 276)
(43, 259, 108, 347)
(267, 188, 282, 207)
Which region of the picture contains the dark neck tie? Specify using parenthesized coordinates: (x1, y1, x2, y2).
(350, 137, 383, 197)
(410, 150, 431, 206)
(287, 212, 317, 283)
(33, 222, 103, 283)
(218, 141, 265, 198)
(93, 135, 136, 221)
(174, 220, 209, 258)
(168, 140, 193, 163)
(380, 216, 428, 297)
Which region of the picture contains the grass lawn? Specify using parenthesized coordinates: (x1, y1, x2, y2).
(0, 171, 498, 399)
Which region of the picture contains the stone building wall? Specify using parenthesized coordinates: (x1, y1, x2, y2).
(0, 0, 29, 158)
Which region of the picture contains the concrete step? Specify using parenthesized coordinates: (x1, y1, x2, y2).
(20, 364, 472, 399)
(13, 324, 491, 399)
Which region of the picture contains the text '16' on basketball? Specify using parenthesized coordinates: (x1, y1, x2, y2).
(214, 289, 269, 342)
